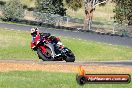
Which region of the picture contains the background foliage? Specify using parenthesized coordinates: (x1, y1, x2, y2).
(2, 0, 24, 20)
(35, 0, 66, 16)
(113, 0, 132, 25)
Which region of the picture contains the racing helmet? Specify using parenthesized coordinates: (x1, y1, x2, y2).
(31, 27, 39, 36)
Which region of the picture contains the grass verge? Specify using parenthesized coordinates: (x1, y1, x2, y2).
(0, 71, 131, 88)
(0, 28, 132, 61)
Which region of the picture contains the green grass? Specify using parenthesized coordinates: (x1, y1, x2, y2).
(0, 28, 38, 60)
(0, 71, 131, 88)
(0, 28, 132, 61)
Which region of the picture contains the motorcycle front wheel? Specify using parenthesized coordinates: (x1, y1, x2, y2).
(64, 48, 75, 62)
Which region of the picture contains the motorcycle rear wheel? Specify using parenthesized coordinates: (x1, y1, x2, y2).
(37, 47, 55, 61)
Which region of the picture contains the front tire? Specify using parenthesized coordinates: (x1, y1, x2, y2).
(64, 48, 75, 62)
(65, 55, 75, 62)
(37, 48, 55, 61)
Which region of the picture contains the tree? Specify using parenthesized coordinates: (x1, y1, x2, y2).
(0, 1, 6, 6)
(35, 0, 66, 16)
(113, 0, 132, 25)
(65, 0, 83, 11)
(83, 0, 108, 30)
(65, 0, 108, 30)
(2, 0, 24, 20)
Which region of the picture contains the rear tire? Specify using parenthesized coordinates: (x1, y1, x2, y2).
(37, 48, 54, 61)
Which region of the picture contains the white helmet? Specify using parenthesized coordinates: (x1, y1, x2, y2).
(31, 27, 39, 35)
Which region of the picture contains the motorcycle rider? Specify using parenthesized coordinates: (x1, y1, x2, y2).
(30, 27, 51, 49)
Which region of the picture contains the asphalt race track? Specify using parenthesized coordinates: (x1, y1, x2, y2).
(0, 60, 132, 66)
(0, 22, 132, 47)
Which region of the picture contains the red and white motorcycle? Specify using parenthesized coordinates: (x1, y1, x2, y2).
(30, 33, 75, 62)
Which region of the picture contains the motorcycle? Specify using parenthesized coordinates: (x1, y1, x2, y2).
(30, 33, 75, 62)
